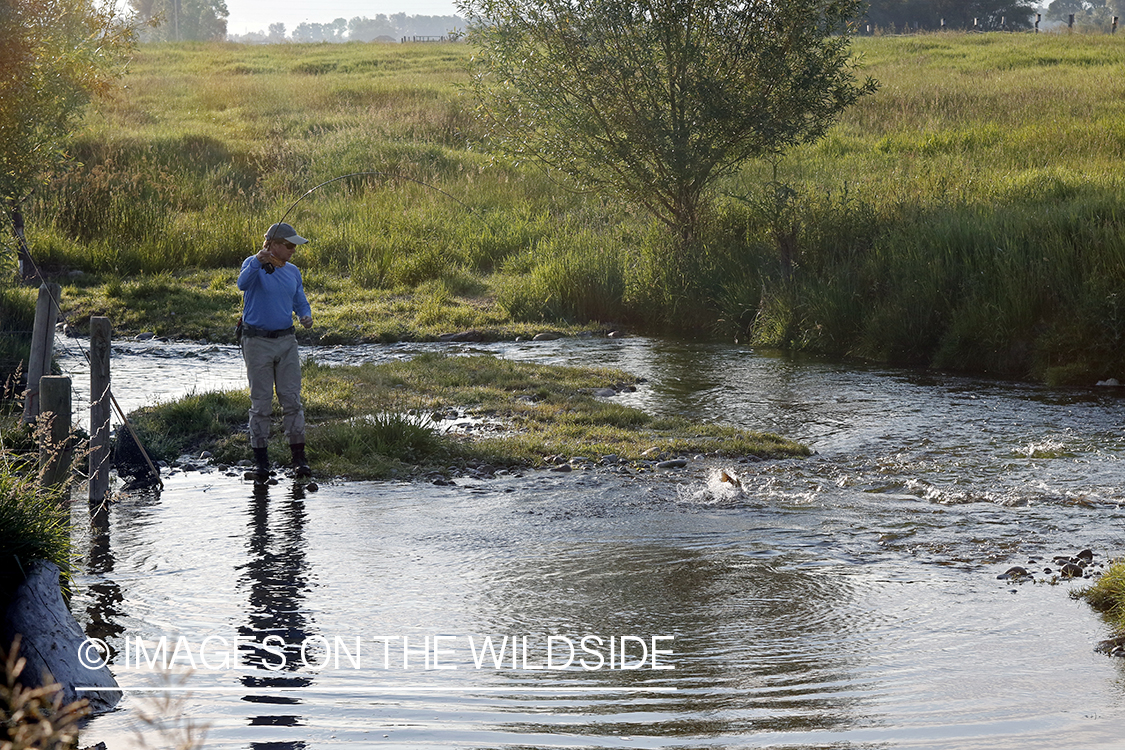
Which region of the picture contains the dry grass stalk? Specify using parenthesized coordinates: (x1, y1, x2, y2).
(0, 635, 89, 750)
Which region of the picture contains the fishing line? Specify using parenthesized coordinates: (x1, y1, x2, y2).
(264, 170, 480, 247)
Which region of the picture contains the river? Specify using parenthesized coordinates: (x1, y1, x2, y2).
(57, 335, 1125, 749)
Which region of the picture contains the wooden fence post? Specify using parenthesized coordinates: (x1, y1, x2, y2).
(89, 317, 112, 505)
(23, 282, 60, 424)
(1036, 13, 1041, 32)
(39, 375, 73, 491)
(1113, 16, 1118, 33)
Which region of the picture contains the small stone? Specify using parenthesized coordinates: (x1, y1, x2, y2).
(998, 566, 1031, 580)
(1076, 548, 1094, 562)
(593, 387, 617, 397)
(656, 458, 688, 469)
(533, 332, 562, 341)
(550, 464, 572, 472)
(306, 482, 318, 492)
(1059, 562, 1084, 578)
(1095, 635, 1125, 653)
(438, 330, 483, 342)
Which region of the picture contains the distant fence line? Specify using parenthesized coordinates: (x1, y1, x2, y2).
(860, 13, 1120, 35)
(401, 35, 460, 43)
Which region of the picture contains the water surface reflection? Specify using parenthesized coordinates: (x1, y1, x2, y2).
(62, 337, 1125, 749)
(240, 483, 316, 745)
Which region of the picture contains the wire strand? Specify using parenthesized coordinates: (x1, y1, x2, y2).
(3, 210, 164, 489)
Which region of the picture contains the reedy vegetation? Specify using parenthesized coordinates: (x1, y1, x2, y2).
(8, 34, 1125, 382)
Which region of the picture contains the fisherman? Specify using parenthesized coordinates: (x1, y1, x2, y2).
(237, 222, 314, 480)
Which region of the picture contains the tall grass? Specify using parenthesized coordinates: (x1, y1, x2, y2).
(9, 34, 1125, 381)
(0, 288, 35, 379)
(0, 461, 71, 604)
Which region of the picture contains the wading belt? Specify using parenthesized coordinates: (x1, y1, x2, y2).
(242, 324, 295, 339)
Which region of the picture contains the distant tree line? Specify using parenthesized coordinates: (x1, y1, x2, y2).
(231, 14, 466, 44)
(130, 0, 230, 41)
(125, 3, 464, 43)
(1043, 0, 1125, 29)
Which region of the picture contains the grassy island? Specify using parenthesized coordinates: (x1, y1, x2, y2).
(125, 353, 809, 480)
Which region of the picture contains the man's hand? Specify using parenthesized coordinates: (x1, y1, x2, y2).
(256, 247, 276, 267)
(300, 315, 313, 329)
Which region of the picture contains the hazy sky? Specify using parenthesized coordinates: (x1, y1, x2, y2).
(226, 0, 461, 35)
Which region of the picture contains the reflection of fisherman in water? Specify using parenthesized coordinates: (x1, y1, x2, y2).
(238, 483, 316, 737)
(82, 498, 126, 650)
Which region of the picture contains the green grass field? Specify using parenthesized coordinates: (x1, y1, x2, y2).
(8, 33, 1125, 383)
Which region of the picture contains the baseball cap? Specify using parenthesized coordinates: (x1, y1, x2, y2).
(264, 222, 308, 245)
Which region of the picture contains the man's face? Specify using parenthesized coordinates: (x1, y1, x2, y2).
(269, 239, 297, 264)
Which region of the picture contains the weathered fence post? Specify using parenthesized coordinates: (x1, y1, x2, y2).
(1036, 13, 1041, 32)
(39, 375, 73, 491)
(89, 317, 112, 505)
(1113, 16, 1118, 33)
(1069, 14, 1075, 29)
(22, 282, 60, 424)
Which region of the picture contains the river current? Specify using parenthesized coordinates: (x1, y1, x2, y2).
(56, 336, 1125, 749)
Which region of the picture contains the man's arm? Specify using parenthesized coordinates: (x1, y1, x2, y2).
(294, 275, 312, 328)
(237, 255, 265, 291)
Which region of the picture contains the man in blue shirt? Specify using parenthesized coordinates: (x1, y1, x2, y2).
(238, 222, 314, 480)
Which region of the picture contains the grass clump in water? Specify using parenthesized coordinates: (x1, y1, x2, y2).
(1075, 559, 1125, 631)
(0, 459, 71, 610)
(127, 354, 807, 480)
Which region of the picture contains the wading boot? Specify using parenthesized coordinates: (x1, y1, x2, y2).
(253, 446, 270, 482)
(290, 443, 311, 478)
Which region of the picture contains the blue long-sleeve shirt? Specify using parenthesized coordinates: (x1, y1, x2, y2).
(238, 256, 312, 331)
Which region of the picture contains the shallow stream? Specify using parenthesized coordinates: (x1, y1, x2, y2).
(57, 336, 1125, 749)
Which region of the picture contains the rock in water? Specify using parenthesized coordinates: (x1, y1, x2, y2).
(997, 566, 1031, 580)
(2, 560, 120, 713)
(1059, 562, 1085, 578)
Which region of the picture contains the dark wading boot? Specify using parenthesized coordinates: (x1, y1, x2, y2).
(290, 443, 311, 478)
(253, 446, 270, 482)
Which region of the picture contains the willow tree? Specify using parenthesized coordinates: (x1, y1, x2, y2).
(0, 0, 134, 204)
(459, 0, 876, 245)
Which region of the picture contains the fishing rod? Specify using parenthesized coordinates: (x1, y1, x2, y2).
(260, 170, 480, 272)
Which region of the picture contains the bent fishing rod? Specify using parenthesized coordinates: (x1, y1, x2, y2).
(261, 170, 480, 272)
